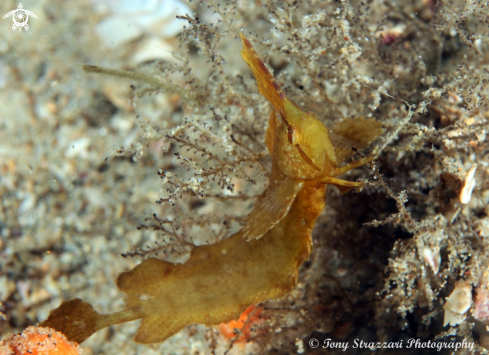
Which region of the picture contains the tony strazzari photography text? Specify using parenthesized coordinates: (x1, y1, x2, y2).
(308, 337, 475, 352)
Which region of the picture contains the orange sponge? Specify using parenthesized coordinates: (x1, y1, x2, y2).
(0, 326, 82, 355)
(219, 305, 264, 343)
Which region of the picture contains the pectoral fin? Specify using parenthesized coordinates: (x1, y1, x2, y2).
(330, 117, 383, 164)
(242, 177, 304, 241)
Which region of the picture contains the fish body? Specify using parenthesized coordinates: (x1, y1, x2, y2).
(116, 174, 324, 343)
(40, 33, 383, 345)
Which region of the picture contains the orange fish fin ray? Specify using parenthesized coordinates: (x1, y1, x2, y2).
(330, 117, 383, 164)
(322, 176, 366, 194)
(333, 152, 378, 176)
(242, 177, 304, 241)
(239, 33, 285, 111)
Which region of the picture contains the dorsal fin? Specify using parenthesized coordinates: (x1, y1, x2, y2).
(240, 33, 285, 112)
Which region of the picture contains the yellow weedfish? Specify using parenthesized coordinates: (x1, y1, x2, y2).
(40, 33, 383, 344)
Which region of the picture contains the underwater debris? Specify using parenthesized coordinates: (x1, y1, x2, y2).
(459, 164, 477, 204)
(475, 289, 489, 324)
(422, 247, 441, 275)
(474, 264, 489, 324)
(39, 33, 383, 345)
(443, 282, 472, 327)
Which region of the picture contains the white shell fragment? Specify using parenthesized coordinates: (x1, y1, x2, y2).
(131, 37, 176, 65)
(94, 0, 191, 48)
(295, 338, 305, 354)
(460, 164, 477, 204)
(422, 247, 441, 275)
(96, 16, 143, 47)
(443, 283, 472, 327)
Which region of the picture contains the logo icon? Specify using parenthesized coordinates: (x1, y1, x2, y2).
(3, 3, 37, 32)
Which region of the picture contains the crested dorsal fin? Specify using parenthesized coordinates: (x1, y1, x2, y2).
(239, 33, 285, 112)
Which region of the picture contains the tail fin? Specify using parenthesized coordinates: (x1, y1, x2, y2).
(39, 299, 104, 344)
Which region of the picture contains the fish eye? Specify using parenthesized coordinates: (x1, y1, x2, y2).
(287, 126, 294, 144)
